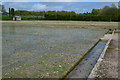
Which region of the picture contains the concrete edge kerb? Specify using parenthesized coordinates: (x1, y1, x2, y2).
(87, 30, 115, 79)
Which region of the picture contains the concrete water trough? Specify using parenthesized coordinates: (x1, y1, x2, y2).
(62, 30, 115, 80)
(88, 31, 114, 79)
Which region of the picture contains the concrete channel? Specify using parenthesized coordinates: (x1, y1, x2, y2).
(62, 30, 114, 80)
(88, 30, 115, 79)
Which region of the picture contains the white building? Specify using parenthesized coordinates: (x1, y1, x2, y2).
(13, 16, 21, 21)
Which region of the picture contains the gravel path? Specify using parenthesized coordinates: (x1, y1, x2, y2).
(93, 33, 119, 78)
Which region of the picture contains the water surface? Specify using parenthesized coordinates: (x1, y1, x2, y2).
(2, 22, 106, 78)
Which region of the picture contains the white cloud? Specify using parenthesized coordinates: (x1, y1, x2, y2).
(3, 2, 31, 11)
(40, 0, 74, 2)
(2, 0, 29, 2)
(3, 2, 64, 11)
(74, 0, 119, 2)
(2, 0, 119, 2)
(31, 4, 47, 10)
(31, 4, 63, 11)
(34, 0, 120, 2)
(2, 0, 74, 2)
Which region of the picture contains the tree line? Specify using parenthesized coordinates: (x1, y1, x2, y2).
(1, 4, 120, 21)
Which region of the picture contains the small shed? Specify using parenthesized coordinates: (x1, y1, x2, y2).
(13, 16, 21, 21)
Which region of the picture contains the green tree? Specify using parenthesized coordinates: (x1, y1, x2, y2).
(99, 4, 117, 16)
(111, 3, 117, 8)
(11, 8, 15, 17)
(0, 4, 7, 14)
(92, 9, 101, 15)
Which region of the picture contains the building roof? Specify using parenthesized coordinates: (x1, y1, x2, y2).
(14, 16, 21, 18)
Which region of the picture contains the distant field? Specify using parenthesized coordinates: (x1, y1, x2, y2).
(1, 21, 118, 29)
(1, 21, 117, 78)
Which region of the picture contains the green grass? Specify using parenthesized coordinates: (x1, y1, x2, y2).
(108, 46, 115, 49)
(1, 15, 12, 20)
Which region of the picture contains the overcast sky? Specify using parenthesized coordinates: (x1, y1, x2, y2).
(1, 0, 120, 2)
(2, 1, 118, 13)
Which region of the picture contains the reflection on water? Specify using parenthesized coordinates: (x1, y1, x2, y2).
(2, 23, 106, 78)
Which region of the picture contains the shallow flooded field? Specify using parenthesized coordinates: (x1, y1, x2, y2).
(2, 22, 107, 78)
